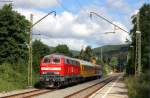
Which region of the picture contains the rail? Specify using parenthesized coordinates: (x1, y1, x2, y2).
(3, 89, 55, 98)
(64, 75, 118, 98)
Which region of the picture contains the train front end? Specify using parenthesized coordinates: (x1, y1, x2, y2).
(40, 55, 64, 87)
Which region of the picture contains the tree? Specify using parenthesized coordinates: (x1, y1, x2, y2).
(83, 46, 93, 61)
(103, 55, 111, 64)
(78, 46, 94, 61)
(32, 40, 51, 72)
(78, 48, 84, 59)
(110, 57, 118, 65)
(139, 4, 150, 70)
(0, 4, 30, 64)
(125, 4, 150, 98)
(0, 4, 31, 90)
(129, 4, 150, 73)
(110, 57, 118, 71)
(53, 44, 72, 56)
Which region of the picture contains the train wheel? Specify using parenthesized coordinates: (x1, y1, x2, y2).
(64, 80, 68, 86)
(47, 82, 55, 88)
(56, 82, 62, 88)
(61, 81, 65, 87)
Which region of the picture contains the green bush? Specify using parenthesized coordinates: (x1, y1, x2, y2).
(125, 72, 150, 98)
(0, 63, 28, 91)
(102, 63, 111, 76)
(0, 62, 41, 92)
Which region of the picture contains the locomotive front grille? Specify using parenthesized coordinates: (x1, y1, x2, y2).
(40, 74, 65, 82)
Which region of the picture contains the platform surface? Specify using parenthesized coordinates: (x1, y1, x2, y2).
(89, 75, 128, 98)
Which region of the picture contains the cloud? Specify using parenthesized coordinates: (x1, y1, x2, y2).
(13, 0, 58, 9)
(40, 38, 88, 51)
(15, 8, 100, 38)
(15, 7, 130, 50)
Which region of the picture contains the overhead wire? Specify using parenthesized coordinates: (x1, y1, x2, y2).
(76, 0, 83, 10)
(0, 0, 13, 8)
(76, 0, 89, 14)
(32, 29, 53, 40)
(56, 0, 73, 13)
(56, 0, 89, 15)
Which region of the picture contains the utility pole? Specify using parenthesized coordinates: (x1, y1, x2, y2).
(100, 47, 103, 62)
(30, 14, 33, 86)
(135, 12, 141, 75)
(90, 11, 132, 74)
(27, 11, 56, 87)
(28, 14, 33, 87)
(129, 45, 134, 74)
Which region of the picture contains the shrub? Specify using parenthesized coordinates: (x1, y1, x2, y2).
(102, 63, 111, 76)
(0, 63, 28, 91)
(125, 72, 150, 98)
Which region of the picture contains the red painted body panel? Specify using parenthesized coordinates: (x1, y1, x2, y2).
(40, 54, 102, 87)
(40, 55, 80, 77)
(40, 58, 64, 75)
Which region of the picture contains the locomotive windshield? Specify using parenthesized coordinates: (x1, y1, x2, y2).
(52, 57, 60, 64)
(43, 56, 60, 64)
(43, 57, 50, 63)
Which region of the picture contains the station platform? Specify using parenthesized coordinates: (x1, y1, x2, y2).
(89, 75, 128, 98)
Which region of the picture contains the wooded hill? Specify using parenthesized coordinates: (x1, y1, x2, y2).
(93, 44, 129, 67)
(93, 44, 129, 56)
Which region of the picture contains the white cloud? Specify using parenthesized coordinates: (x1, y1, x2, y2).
(93, 21, 130, 45)
(14, 0, 58, 9)
(15, 7, 130, 50)
(40, 38, 88, 51)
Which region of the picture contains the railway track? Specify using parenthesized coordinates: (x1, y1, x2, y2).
(2, 75, 119, 98)
(3, 89, 55, 98)
(64, 75, 118, 98)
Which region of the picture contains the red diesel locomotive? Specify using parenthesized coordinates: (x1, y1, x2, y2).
(40, 54, 102, 88)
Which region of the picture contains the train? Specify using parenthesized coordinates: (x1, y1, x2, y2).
(40, 54, 102, 88)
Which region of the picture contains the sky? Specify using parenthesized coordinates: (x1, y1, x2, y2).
(2, 0, 150, 50)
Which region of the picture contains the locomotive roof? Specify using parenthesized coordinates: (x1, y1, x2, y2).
(44, 54, 101, 67)
(44, 54, 77, 61)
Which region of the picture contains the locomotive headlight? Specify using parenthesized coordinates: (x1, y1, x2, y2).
(40, 76, 43, 80)
(54, 72, 59, 74)
(46, 78, 49, 81)
(42, 72, 47, 74)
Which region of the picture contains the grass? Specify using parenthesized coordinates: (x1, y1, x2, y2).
(125, 72, 150, 98)
(0, 63, 29, 92)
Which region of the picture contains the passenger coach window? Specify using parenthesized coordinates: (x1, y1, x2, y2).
(68, 59, 72, 65)
(67, 59, 70, 64)
(65, 59, 69, 64)
(73, 60, 76, 65)
(76, 61, 80, 66)
(52, 58, 60, 64)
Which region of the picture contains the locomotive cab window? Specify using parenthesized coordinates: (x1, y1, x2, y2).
(52, 57, 60, 64)
(43, 57, 50, 63)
